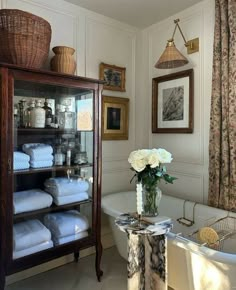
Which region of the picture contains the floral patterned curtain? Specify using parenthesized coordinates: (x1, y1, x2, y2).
(208, 0, 236, 210)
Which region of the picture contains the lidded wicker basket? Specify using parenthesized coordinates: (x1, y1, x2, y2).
(0, 9, 52, 68)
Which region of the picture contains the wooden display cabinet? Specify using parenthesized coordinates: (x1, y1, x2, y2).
(0, 63, 103, 290)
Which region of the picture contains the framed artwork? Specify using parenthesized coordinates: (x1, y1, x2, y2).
(99, 62, 126, 92)
(152, 69, 194, 133)
(102, 96, 129, 140)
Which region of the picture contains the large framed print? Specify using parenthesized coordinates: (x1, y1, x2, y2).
(152, 69, 194, 133)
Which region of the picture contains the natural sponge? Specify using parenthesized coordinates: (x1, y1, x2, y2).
(197, 227, 219, 246)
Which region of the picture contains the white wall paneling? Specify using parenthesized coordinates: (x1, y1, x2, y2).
(85, 16, 137, 169)
(138, 0, 215, 204)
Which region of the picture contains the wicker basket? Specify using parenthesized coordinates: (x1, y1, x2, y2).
(0, 9, 52, 68)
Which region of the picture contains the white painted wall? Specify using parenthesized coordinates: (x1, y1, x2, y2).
(137, 0, 215, 204)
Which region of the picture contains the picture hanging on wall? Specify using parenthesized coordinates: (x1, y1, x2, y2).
(99, 62, 126, 91)
(152, 69, 194, 133)
(102, 96, 129, 140)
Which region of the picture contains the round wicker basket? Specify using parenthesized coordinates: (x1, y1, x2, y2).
(0, 9, 52, 68)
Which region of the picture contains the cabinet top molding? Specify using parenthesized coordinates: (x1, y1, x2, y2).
(0, 62, 105, 85)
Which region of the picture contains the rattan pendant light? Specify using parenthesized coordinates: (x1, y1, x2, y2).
(155, 40, 188, 69)
(155, 19, 199, 69)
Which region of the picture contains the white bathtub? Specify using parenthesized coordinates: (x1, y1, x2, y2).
(102, 191, 236, 290)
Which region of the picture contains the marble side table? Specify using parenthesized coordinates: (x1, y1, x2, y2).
(115, 214, 172, 290)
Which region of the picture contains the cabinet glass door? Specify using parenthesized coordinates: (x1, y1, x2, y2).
(12, 79, 95, 260)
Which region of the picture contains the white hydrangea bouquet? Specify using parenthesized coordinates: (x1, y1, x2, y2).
(128, 148, 177, 216)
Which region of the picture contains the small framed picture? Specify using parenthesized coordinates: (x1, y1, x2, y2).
(99, 62, 126, 92)
(102, 96, 129, 140)
(152, 69, 194, 133)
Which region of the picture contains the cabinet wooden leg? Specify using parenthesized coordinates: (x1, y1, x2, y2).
(74, 251, 80, 262)
(95, 242, 103, 281)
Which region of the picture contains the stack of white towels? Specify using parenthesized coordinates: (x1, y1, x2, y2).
(13, 189, 53, 214)
(13, 219, 53, 259)
(44, 177, 89, 206)
(44, 210, 89, 245)
(13, 152, 30, 170)
(22, 143, 53, 168)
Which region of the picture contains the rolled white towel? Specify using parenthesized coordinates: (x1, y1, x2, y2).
(44, 210, 89, 238)
(22, 143, 53, 159)
(54, 231, 88, 246)
(14, 152, 30, 162)
(44, 178, 89, 196)
(13, 240, 53, 260)
(14, 189, 53, 214)
(52, 192, 89, 206)
(30, 160, 53, 168)
(14, 161, 30, 171)
(13, 219, 51, 252)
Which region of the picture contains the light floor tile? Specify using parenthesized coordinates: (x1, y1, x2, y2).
(6, 247, 127, 290)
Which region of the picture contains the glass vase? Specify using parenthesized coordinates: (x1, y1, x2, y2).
(142, 184, 162, 217)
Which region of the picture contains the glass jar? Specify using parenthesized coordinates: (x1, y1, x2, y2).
(30, 100, 46, 128)
(142, 184, 162, 217)
(58, 104, 75, 130)
(74, 151, 88, 165)
(24, 100, 35, 128)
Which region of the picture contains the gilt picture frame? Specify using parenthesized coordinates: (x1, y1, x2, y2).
(99, 62, 126, 92)
(102, 96, 129, 140)
(152, 69, 194, 133)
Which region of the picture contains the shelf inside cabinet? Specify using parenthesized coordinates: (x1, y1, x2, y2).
(16, 128, 94, 135)
(13, 198, 92, 221)
(13, 164, 93, 175)
(17, 128, 76, 135)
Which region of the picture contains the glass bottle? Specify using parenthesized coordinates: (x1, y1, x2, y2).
(54, 146, 64, 166)
(13, 104, 19, 128)
(59, 104, 75, 130)
(43, 100, 53, 128)
(30, 100, 46, 128)
(18, 99, 26, 128)
(24, 100, 35, 128)
(54, 104, 62, 129)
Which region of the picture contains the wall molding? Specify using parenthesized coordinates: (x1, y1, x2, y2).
(8, 0, 79, 17)
(148, 7, 206, 166)
(102, 167, 130, 174)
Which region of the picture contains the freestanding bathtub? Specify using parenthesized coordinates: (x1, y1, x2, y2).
(102, 191, 236, 290)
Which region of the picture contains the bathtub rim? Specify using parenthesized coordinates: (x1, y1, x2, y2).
(102, 191, 236, 265)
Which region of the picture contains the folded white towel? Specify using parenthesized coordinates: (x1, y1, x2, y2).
(44, 178, 89, 196)
(14, 189, 53, 214)
(54, 231, 88, 246)
(13, 240, 53, 260)
(52, 192, 89, 206)
(22, 143, 53, 158)
(30, 154, 54, 162)
(30, 160, 53, 168)
(13, 219, 51, 252)
(14, 161, 30, 171)
(14, 152, 30, 162)
(44, 210, 89, 238)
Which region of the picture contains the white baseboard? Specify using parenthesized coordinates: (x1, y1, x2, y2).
(6, 232, 115, 285)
